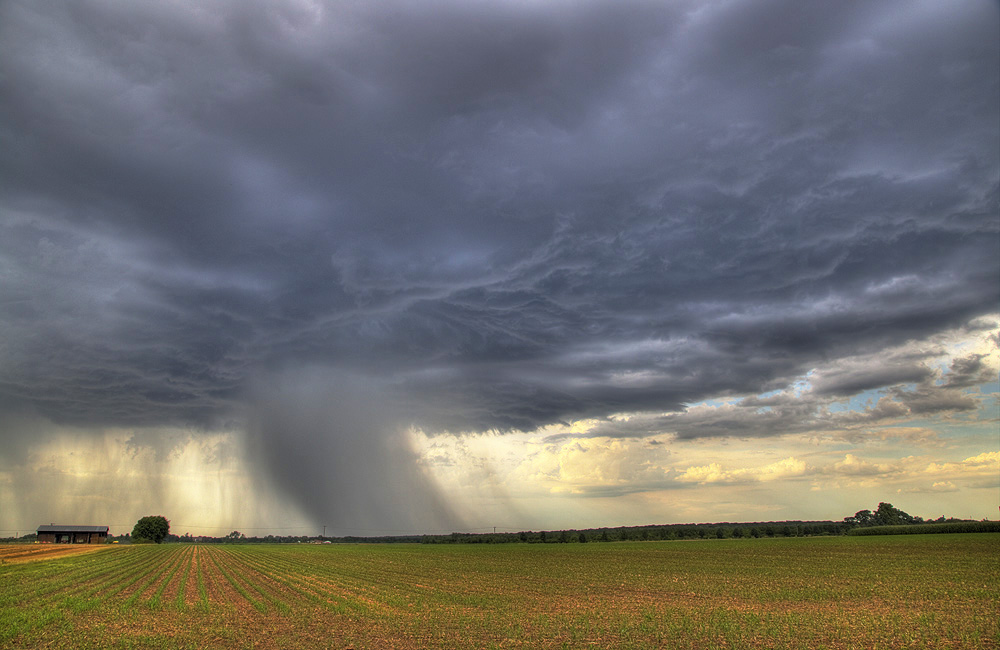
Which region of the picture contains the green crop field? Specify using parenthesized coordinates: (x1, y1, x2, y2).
(1, 534, 997, 649)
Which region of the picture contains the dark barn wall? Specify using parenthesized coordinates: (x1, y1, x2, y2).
(36, 529, 108, 544)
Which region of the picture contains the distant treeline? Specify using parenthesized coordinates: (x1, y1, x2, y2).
(4, 502, 993, 545)
(117, 521, 854, 545)
(846, 521, 1000, 536)
(421, 521, 856, 544)
(118, 516, 990, 545)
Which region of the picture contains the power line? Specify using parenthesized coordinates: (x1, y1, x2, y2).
(167, 524, 316, 531)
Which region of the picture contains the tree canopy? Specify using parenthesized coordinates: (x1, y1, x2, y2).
(131, 515, 170, 544)
(844, 503, 920, 527)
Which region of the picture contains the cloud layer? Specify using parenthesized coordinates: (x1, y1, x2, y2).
(1, 0, 997, 531)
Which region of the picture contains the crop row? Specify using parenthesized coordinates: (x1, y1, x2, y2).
(1, 534, 998, 649)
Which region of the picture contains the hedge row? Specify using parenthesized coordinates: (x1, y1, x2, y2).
(846, 521, 1000, 536)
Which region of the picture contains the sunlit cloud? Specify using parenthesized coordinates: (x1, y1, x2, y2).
(0, 423, 313, 536)
(675, 457, 808, 485)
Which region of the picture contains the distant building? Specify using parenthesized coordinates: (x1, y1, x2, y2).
(36, 524, 109, 544)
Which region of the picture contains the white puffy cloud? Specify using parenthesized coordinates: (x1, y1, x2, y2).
(675, 457, 807, 485)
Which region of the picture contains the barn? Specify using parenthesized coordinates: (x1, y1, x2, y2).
(36, 524, 109, 544)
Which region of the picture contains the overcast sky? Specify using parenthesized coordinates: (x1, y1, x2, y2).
(1, 0, 998, 537)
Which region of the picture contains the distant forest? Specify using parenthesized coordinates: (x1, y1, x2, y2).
(6, 503, 996, 544)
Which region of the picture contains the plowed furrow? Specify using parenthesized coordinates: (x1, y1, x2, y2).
(212, 549, 297, 612)
(115, 548, 187, 606)
(139, 546, 190, 607)
(198, 547, 261, 614)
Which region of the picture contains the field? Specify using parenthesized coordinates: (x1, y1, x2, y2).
(1, 535, 997, 649)
(0, 544, 106, 565)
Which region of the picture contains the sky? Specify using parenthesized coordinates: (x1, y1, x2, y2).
(1, 0, 998, 538)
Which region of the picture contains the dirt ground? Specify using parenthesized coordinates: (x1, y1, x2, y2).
(0, 543, 108, 564)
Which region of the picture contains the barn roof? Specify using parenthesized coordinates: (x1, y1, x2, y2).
(37, 525, 109, 533)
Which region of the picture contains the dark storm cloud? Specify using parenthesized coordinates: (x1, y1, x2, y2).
(572, 348, 991, 443)
(244, 368, 461, 533)
(1, 0, 997, 524)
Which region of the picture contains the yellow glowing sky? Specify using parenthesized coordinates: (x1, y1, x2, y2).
(2, 321, 997, 537)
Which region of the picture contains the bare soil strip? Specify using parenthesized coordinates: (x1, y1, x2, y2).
(225, 548, 319, 604)
(137, 547, 187, 601)
(140, 546, 190, 607)
(214, 548, 297, 612)
(0, 544, 106, 564)
(186, 546, 206, 609)
(166, 545, 194, 608)
(112, 547, 185, 603)
(87, 546, 172, 601)
(198, 546, 261, 615)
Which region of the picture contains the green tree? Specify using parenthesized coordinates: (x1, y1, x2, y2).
(844, 503, 920, 527)
(844, 509, 875, 526)
(873, 502, 918, 526)
(132, 515, 170, 544)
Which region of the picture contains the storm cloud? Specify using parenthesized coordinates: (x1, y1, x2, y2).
(1, 0, 997, 531)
